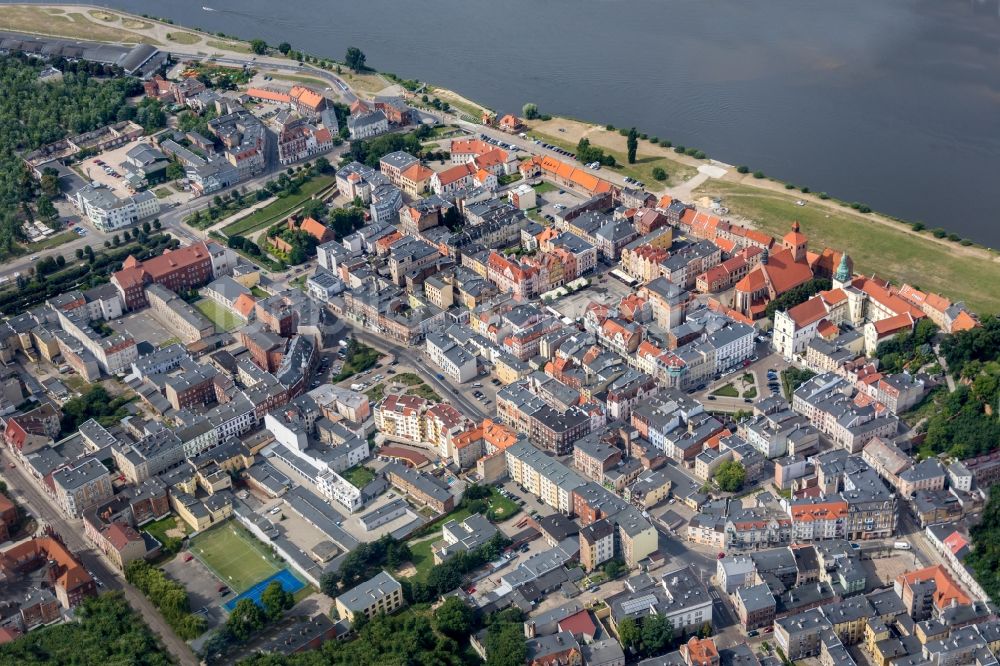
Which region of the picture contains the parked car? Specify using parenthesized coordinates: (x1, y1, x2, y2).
(184, 553, 194, 562)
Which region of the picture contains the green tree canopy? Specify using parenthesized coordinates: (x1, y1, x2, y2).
(714, 460, 747, 493)
(345, 47, 367, 71)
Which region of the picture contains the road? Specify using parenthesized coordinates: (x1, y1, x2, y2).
(342, 323, 488, 421)
(0, 448, 199, 666)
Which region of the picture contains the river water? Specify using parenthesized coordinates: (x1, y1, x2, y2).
(10, 0, 1000, 244)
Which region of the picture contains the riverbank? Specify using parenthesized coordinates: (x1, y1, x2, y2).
(5, 3, 999, 314)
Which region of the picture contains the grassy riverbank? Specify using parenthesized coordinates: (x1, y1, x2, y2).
(693, 180, 1000, 314)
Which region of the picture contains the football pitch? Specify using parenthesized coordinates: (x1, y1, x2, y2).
(189, 521, 283, 593)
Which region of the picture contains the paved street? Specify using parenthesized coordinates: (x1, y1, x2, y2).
(0, 448, 199, 666)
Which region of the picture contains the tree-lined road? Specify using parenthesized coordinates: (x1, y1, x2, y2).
(0, 447, 199, 666)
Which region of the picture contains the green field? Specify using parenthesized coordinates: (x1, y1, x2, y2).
(221, 175, 335, 238)
(693, 180, 1000, 315)
(194, 298, 243, 332)
(711, 383, 740, 398)
(189, 522, 283, 592)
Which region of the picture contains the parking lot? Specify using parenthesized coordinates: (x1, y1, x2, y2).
(162, 552, 228, 631)
(77, 138, 159, 198)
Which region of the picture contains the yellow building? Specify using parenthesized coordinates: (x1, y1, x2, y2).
(335, 571, 404, 622)
(494, 353, 530, 385)
(170, 492, 233, 532)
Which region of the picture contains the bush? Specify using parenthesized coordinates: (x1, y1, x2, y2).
(650, 137, 659, 144)
(801, 187, 810, 194)
(753, 170, 765, 179)
(819, 192, 830, 200)
(947, 233, 961, 242)
(737, 165, 749, 174)
(931, 228, 947, 238)
(605, 124, 615, 131)
(662, 140, 672, 148)
(859, 204, 872, 214)
(652, 167, 667, 181)
(961, 239, 973, 246)
(694, 151, 706, 159)
(912, 222, 925, 231)
(785, 183, 795, 190)
(674, 146, 685, 153)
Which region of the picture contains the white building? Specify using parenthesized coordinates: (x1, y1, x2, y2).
(75, 184, 160, 232)
(425, 333, 477, 384)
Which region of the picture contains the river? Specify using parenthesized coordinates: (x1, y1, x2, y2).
(11, 0, 1000, 245)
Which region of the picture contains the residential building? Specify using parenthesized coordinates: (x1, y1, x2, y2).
(335, 571, 404, 622)
(52, 458, 113, 518)
(74, 184, 160, 232)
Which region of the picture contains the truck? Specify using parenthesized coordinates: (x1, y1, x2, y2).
(893, 541, 911, 551)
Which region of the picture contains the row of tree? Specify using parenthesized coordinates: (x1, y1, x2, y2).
(124, 560, 206, 639)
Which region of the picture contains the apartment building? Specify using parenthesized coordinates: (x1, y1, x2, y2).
(335, 571, 403, 622)
(75, 184, 160, 232)
(52, 458, 113, 518)
(111, 242, 215, 310)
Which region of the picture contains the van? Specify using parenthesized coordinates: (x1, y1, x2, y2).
(472, 382, 483, 388)
(350, 383, 364, 391)
(893, 541, 911, 551)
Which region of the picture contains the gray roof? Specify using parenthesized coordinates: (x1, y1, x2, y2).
(336, 571, 401, 613)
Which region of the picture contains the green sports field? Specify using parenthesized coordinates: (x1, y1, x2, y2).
(189, 522, 283, 592)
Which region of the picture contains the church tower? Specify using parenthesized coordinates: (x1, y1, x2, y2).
(782, 221, 808, 263)
(833, 253, 852, 290)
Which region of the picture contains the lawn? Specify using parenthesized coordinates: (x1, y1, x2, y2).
(342, 71, 389, 94)
(270, 73, 330, 89)
(205, 39, 251, 54)
(532, 182, 557, 195)
(406, 384, 442, 402)
(189, 522, 283, 593)
(342, 465, 376, 489)
(530, 127, 698, 186)
(711, 383, 740, 398)
(332, 341, 381, 381)
(194, 298, 242, 332)
(0, 6, 156, 44)
(154, 187, 173, 199)
(394, 373, 424, 387)
(250, 286, 269, 298)
(222, 175, 335, 237)
(692, 179, 1000, 315)
(165, 31, 201, 45)
(143, 515, 190, 545)
(27, 231, 77, 251)
(365, 383, 386, 403)
(743, 387, 757, 399)
(404, 536, 437, 583)
(485, 489, 519, 521)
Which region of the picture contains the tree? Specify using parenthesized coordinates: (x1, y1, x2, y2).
(604, 559, 625, 579)
(75, 248, 83, 260)
(299, 198, 327, 221)
(250, 39, 268, 55)
(260, 581, 294, 620)
(714, 460, 747, 493)
(277, 42, 292, 55)
(36, 196, 57, 222)
(434, 596, 474, 638)
(627, 127, 638, 164)
(522, 103, 539, 120)
(618, 617, 640, 653)
(166, 161, 185, 180)
(227, 598, 266, 641)
(443, 205, 464, 231)
(652, 166, 667, 181)
(153, 219, 162, 230)
(345, 46, 367, 71)
(639, 614, 673, 656)
(486, 621, 526, 666)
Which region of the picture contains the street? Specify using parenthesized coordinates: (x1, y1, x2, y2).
(0, 448, 199, 666)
